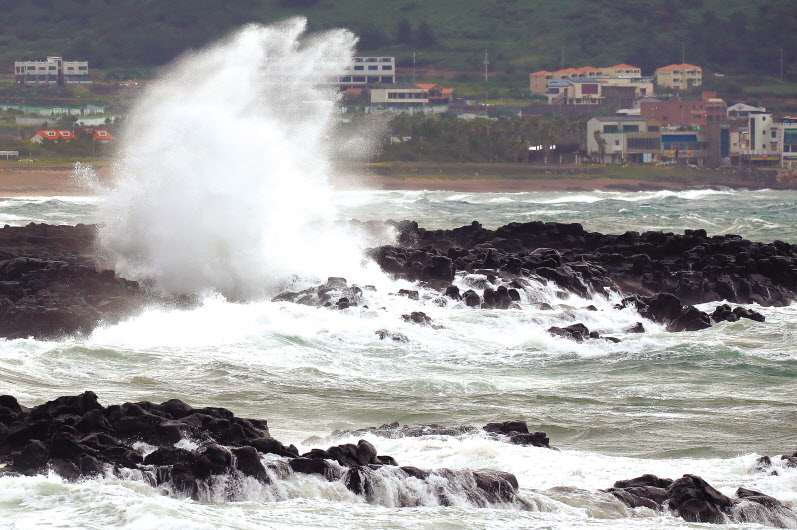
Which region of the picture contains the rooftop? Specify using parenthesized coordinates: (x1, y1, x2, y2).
(591, 116, 656, 122)
(657, 63, 701, 71)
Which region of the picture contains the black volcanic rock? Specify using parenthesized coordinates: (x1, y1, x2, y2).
(609, 473, 797, 526)
(0, 392, 522, 508)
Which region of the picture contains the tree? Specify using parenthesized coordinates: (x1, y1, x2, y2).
(593, 130, 607, 162)
(395, 19, 411, 44)
(415, 22, 437, 48)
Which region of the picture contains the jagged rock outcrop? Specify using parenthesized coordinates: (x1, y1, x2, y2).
(609, 473, 797, 526)
(0, 391, 521, 507)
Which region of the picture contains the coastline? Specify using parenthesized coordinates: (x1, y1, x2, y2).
(0, 163, 789, 196)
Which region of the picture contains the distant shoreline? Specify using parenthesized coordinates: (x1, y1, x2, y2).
(0, 162, 790, 196)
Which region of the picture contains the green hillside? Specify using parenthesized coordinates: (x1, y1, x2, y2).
(1, 0, 794, 82)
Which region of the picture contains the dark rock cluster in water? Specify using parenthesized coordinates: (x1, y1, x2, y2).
(370, 220, 797, 307)
(609, 474, 797, 526)
(0, 224, 150, 339)
(309, 419, 553, 449)
(0, 220, 789, 339)
(0, 392, 524, 507)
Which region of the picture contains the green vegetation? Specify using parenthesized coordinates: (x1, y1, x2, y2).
(1, 0, 794, 82)
(375, 114, 584, 163)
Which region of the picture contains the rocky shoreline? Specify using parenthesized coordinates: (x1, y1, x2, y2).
(1, 391, 796, 526)
(1, 220, 794, 339)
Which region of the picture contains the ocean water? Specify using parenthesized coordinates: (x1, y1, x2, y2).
(1, 188, 797, 529)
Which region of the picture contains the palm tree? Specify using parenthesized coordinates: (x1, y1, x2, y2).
(593, 130, 607, 163)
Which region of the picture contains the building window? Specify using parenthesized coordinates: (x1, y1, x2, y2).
(368, 65, 378, 70)
(648, 126, 660, 132)
(382, 66, 392, 70)
(622, 125, 639, 133)
(628, 137, 661, 150)
(353, 76, 365, 82)
(78, 66, 87, 70)
(615, 140, 620, 146)
(27, 66, 35, 70)
(354, 66, 364, 70)
(772, 131, 777, 138)
(603, 125, 619, 133)
(367, 76, 379, 83)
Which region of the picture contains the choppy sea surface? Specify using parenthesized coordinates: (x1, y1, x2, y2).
(1, 188, 797, 529)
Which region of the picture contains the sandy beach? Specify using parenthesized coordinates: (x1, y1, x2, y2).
(0, 164, 783, 197)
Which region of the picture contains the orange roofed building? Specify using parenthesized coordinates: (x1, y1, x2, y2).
(416, 84, 455, 105)
(530, 63, 644, 94)
(29, 130, 77, 143)
(655, 64, 702, 89)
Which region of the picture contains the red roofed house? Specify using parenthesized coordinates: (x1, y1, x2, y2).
(416, 83, 454, 105)
(74, 127, 116, 143)
(29, 129, 77, 143)
(655, 63, 702, 89)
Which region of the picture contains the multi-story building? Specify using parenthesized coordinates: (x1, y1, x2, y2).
(587, 116, 663, 163)
(338, 57, 395, 89)
(14, 56, 89, 86)
(654, 63, 702, 89)
(547, 77, 653, 105)
(639, 92, 726, 126)
(530, 63, 649, 95)
(740, 113, 797, 167)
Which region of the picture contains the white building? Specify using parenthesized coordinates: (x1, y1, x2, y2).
(742, 113, 797, 166)
(587, 116, 663, 163)
(338, 57, 395, 89)
(727, 103, 766, 119)
(14, 56, 89, 85)
(370, 83, 428, 106)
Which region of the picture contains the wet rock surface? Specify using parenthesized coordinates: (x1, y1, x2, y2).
(368, 220, 797, 307)
(307, 419, 554, 449)
(0, 392, 521, 506)
(0, 223, 190, 339)
(272, 220, 787, 338)
(609, 473, 797, 526)
(0, 222, 786, 339)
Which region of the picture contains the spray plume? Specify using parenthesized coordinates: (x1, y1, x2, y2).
(98, 19, 376, 299)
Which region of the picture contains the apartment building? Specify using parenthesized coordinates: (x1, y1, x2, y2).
(742, 113, 797, 166)
(14, 56, 89, 85)
(654, 63, 702, 89)
(338, 57, 395, 89)
(530, 63, 648, 95)
(639, 92, 726, 126)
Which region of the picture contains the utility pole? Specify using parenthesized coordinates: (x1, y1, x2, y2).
(781, 47, 784, 80)
(413, 52, 416, 84)
(682, 42, 685, 64)
(484, 49, 489, 114)
(561, 46, 565, 70)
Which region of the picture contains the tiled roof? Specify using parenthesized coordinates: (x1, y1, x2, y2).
(608, 64, 639, 70)
(34, 129, 77, 140)
(657, 63, 701, 71)
(92, 130, 114, 140)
